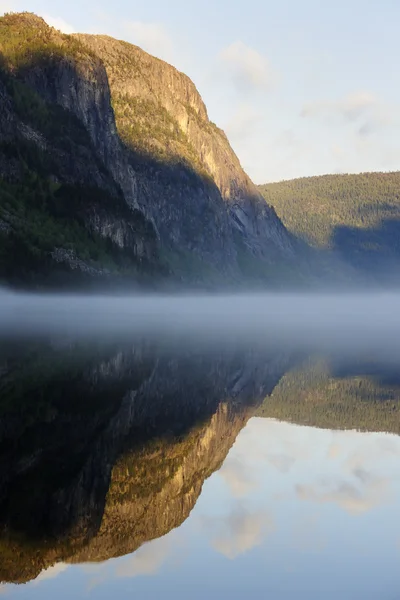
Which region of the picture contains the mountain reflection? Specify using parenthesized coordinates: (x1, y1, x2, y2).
(2, 339, 400, 587)
(0, 339, 290, 584)
(257, 356, 400, 433)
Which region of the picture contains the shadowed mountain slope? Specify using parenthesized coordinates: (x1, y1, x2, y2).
(259, 172, 400, 282)
(0, 12, 296, 288)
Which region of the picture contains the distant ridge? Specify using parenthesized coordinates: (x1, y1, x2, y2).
(259, 172, 400, 282)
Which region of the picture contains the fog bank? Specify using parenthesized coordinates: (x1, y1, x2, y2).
(1, 289, 399, 359)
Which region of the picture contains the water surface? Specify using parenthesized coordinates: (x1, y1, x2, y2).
(1, 292, 400, 598)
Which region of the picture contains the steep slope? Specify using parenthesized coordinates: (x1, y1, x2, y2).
(0, 13, 295, 288)
(0, 13, 161, 287)
(73, 35, 294, 269)
(259, 172, 400, 281)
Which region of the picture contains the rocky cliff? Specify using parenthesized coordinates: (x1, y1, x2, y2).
(74, 34, 293, 264)
(0, 13, 295, 287)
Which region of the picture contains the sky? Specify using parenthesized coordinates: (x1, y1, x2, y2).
(0, 0, 399, 183)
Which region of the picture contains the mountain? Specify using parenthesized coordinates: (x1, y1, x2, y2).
(259, 172, 400, 282)
(0, 12, 296, 288)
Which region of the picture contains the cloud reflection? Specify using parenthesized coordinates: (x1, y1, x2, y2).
(116, 537, 172, 578)
(33, 563, 69, 584)
(219, 457, 258, 498)
(203, 507, 274, 559)
(296, 476, 390, 515)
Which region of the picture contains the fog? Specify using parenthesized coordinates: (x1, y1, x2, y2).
(1, 288, 400, 360)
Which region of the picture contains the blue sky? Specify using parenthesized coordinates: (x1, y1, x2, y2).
(1, 0, 399, 182)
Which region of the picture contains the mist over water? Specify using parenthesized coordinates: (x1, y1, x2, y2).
(2, 287, 400, 599)
(1, 287, 400, 360)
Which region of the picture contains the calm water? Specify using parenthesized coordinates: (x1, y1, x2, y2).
(2, 292, 400, 598)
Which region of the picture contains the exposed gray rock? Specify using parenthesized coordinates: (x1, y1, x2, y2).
(0, 13, 297, 285)
(51, 247, 110, 276)
(74, 34, 295, 267)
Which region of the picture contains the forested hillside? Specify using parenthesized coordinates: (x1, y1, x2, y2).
(259, 173, 400, 281)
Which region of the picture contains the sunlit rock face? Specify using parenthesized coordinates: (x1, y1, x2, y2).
(0, 341, 290, 583)
(74, 34, 293, 264)
(0, 13, 295, 287)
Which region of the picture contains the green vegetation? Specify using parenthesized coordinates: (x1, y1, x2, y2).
(183, 102, 226, 139)
(0, 136, 146, 284)
(74, 33, 217, 182)
(3, 76, 91, 149)
(161, 246, 222, 284)
(259, 172, 400, 278)
(0, 13, 159, 286)
(259, 172, 400, 248)
(112, 93, 214, 183)
(0, 175, 122, 284)
(0, 14, 101, 161)
(115, 95, 196, 163)
(256, 357, 400, 434)
(0, 12, 94, 70)
(0, 12, 304, 288)
(0, 342, 124, 420)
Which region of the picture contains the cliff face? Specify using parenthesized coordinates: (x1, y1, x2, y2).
(0, 13, 294, 286)
(73, 35, 293, 262)
(0, 13, 161, 285)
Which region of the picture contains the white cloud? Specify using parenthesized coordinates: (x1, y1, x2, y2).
(43, 14, 76, 34)
(123, 21, 174, 62)
(339, 92, 377, 118)
(302, 91, 378, 121)
(301, 91, 397, 138)
(220, 41, 275, 91)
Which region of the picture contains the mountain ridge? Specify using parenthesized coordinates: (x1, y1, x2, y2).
(0, 12, 296, 288)
(259, 171, 400, 283)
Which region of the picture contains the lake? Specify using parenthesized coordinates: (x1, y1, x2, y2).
(1, 291, 400, 599)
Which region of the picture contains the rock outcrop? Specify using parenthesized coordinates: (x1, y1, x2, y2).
(0, 13, 295, 286)
(74, 34, 293, 264)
